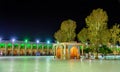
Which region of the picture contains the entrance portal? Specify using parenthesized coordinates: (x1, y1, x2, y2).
(56, 48, 62, 59)
(70, 46, 79, 59)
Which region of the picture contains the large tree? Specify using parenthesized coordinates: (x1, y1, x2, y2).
(85, 8, 108, 58)
(54, 19, 77, 42)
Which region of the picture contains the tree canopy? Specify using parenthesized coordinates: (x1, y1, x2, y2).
(110, 24, 120, 45)
(54, 19, 77, 42)
(85, 8, 108, 45)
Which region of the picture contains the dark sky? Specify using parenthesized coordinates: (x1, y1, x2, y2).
(0, 0, 120, 42)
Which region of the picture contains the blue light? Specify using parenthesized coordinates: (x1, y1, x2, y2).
(47, 40, 50, 44)
(36, 40, 39, 44)
(11, 38, 16, 43)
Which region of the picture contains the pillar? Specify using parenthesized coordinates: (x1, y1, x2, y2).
(61, 47, 62, 59)
(82, 44, 84, 56)
(78, 46, 80, 59)
(31, 44, 32, 56)
(53, 45, 56, 58)
(18, 44, 20, 56)
(5, 43, 7, 56)
(63, 47, 66, 60)
(12, 43, 14, 56)
(42, 44, 43, 55)
(67, 45, 70, 59)
(55, 46, 57, 58)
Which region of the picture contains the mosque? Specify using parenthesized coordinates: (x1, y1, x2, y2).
(0, 40, 84, 59)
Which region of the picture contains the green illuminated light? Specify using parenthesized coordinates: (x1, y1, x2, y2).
(7, 43, 12, 48)
(80, 45, 83, 49)
(26, 44, 31, 49)
(20, 44, 25, 49)
(43, 44, 47, 49)
(33, 44, 36, 46)
(21, 44, 25, 46)
(33, 44, 37, 49)
(0, 43, 5, 48)
(14, 44, 18, 46)
(38, 44, 42, 49)
(24, 39, 28, 43)
(49, 45, 53, 49)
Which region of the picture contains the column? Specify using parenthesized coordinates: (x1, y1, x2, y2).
(42, 44, 44, 55)
(55, 46, 57, 59)
(18, 44, 20, 56)
(64, 47, 66, 60)
(12, 43, 14, 56)
(78, 46, 80, 59)
(53, 46, 55, 58)
(25, 43, 26, 56)
(60, 45, 62, 59)
(5, 43, 7, 56)
(31, 44, 32, 56)
(82, 45, 83, 56)
(47, 45, 49, 55)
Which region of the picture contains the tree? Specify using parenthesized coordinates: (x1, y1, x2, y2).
(77, 28, 89, 43)
(110, 24, 120, 46)
(54, 19, 77, 42)
(54, 30, 67, 42)
(99, 45, 112, 59)
(98, 28, 111, 45)
(109, 24, 120, 56)
(85, 8, 108, 59)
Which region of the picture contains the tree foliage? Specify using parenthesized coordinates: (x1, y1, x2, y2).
(110, 24, 120, 45)
(77, 28, 89, 43)
(54, 30, 67, 42)
(54, 19, 77, 42)
(85, 8, 108, 46)
(99, 45, 112, 55)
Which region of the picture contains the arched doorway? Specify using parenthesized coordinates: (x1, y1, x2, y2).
(56, 47, 62, 59)
(70, 46, 79, 59)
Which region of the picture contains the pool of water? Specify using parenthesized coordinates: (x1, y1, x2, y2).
(0, 56, 120, 72)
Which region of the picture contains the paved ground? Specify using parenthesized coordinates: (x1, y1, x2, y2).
(0, 56, 120, 72)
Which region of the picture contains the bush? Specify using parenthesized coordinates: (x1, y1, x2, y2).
(98, 45, 112, 55)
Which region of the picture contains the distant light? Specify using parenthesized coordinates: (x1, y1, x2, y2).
(47, 40, 50, 44)
(36, 40, 39, 44)
(24, 39, 28, 43)
(11, 38, 16, 43)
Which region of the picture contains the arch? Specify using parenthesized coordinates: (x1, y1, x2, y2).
(56, 47, 62, 59)
(70, 46, 79, 59)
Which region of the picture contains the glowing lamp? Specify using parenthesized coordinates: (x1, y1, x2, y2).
(36, 40, 39, 44)
(11, 38, 16, 43)
(47, 40, 50, 44)
(24, 39, 28, 43)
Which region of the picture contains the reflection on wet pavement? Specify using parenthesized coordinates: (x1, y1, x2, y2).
(0, 56, 120, 72)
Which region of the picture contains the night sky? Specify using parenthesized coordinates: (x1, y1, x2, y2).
(0, 0, 120, 42)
